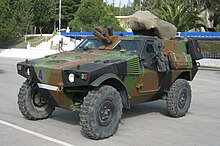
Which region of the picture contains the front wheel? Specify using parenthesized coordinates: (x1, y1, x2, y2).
(80, 85, 123, 139)
(166, 79, 192, 118)
(17, 80, 55, 120)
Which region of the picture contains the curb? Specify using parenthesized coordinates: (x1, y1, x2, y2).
(199, 66, 220, 71)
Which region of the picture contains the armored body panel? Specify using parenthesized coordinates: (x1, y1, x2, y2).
(17, 26, 202, 140)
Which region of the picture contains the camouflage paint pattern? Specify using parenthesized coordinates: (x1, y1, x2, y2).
(17, 32, 199, 110)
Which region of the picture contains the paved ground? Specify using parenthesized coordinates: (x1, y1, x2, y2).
(0, 57, 220, 146)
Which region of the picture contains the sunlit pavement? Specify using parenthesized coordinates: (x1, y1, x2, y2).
(0, 57, 220, 146)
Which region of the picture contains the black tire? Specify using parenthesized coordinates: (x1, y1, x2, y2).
(80, 85, 123, 139)
(166, 79, 191, 118)
(17, 80, 55, 120)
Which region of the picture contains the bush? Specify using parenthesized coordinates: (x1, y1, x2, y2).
(214, 24, 220, 32)
(199, 41, 220, 54)
(69, 0, 124, 32)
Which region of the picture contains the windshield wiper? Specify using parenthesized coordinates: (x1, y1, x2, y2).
(83, 46, 95, 51)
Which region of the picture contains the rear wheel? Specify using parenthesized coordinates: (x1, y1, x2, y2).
(17, 80, 55, 120)
(166, 79, 191, 118)
(80, 85, 123, 139)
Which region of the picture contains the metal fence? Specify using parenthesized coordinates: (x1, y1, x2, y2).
(202, 52, 220, 59)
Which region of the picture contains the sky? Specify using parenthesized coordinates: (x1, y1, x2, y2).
(105, 0, 134, 7)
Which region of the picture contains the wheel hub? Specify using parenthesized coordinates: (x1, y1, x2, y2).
(178, 89, 187, 109)
(98, 100, 115, 126)
(33, 91, 46, 107)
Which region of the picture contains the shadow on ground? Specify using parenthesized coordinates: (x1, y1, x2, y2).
(49, 100, 168, 126)
(50, 108, 80, 126)
(122, 100, 168, 119)
(0, 69, 5, 74)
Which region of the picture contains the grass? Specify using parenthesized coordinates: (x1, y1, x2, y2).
(0, 35, 53, 48)
(199, 41, 220, 54)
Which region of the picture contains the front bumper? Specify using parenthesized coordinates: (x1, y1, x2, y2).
(37, 83, 59, 91)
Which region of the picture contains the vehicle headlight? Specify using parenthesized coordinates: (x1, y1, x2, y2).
(27, 68, 30, 76)
(68, 73, 75, 83)
(17, 64, 22, 71)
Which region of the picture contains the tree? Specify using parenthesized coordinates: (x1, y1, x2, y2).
(121, 5, 136, 16)
(174, 0, 220, 28)
(213, 11, 220, 27)
(109, 5, 136, 16)
(154, 2, 206, 31)
(0, 0, 18, 41)
(188, 0, 219, 13)
(141, 0, 162, 11)
(206, 0, 220, 28)
(52, 0, 81, 32)
(69, 0, 124, 32)
(13, 0, 34, 35)
(61, 0, 81, 27)
(132, 0, 140, 10)
(32, 0, 55, 34)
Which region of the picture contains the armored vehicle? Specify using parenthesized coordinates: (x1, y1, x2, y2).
(17, 26, 202, 139)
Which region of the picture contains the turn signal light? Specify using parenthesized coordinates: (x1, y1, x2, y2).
(81, 73, 88, 80)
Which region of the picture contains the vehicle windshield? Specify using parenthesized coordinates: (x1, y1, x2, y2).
(74, 38, 102, 51)
(113, 40, 142, 54)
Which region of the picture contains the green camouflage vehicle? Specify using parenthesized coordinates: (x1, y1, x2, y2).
(17, 26, 202, 139)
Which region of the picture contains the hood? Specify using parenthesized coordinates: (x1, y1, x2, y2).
(28, 50, 106, 69)
(25, 49, 138, 69)
(17, 49, 138, 86)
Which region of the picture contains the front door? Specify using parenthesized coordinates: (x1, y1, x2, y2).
(137, 40, 160, 94)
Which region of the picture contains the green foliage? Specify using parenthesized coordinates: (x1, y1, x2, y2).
(214, 24, 220, 32)
(154, 2, 206, 31)
(32, 0, 55, 34)
(141, 0, 162, 11)
(132, 0, 140, 10)
(212, 11, 220, 27)
(69, 0, 124, 32)
(61, 0, 81, 26)
(1, 0, 220, 43)
(14, 0, 34, 35)
(174, 0, 220, 28)
(109, 5, 136, 16)
(0, 0, 18, 41)
(192, 0, 219, 13)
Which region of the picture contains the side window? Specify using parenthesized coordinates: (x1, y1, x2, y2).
(142, 40, 157, 69)
(145, 44, 155, 53)
(143, 41, 156, 60)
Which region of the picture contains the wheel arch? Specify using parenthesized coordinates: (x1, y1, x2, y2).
(90, 73, 130, 109)
(177, 71, 191, 81)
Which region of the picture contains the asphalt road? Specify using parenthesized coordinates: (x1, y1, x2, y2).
(0, 57, 220, 146)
